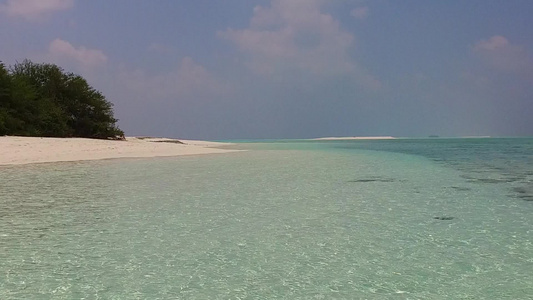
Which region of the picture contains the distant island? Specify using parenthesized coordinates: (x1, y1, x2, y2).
(313, 136, 396, 140)
(0, 59, 123, 139)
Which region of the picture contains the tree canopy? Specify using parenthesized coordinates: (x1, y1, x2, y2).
(0, 60, 124, 139)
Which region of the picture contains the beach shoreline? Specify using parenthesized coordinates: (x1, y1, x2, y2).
(0, 136, 241, 166)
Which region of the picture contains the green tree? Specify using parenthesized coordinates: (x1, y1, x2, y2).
(0, 62, 10, 135)
(61, 74, 123, 138)
(2, 59, 123, 139)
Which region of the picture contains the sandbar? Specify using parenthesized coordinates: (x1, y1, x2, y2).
(0, 136, 240, 166)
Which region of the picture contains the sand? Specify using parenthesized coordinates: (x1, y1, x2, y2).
(0, 136, 240, 166)
(313, 136, 396, 140)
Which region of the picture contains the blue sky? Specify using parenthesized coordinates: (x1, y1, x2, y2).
(1, 0, 532, 139)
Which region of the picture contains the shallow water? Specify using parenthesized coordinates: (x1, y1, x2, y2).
(1, 138, 532, 299)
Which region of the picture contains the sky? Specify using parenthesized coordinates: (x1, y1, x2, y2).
(1, 0, 532, 139)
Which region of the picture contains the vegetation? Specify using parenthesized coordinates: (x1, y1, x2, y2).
(0, 59, 124, 139)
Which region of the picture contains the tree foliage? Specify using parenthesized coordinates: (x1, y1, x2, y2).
(0, 60, 123, 139)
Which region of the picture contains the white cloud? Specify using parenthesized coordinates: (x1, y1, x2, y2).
(473, 35, 508, 51)
(118, 57, 230, 99)
(465, 35, 533, 95)
(218, 0, 362, 78)
(0, 0, 73, 20)
(472, 35, 532, 74)
(350, 7, 369, 20)
(47, 38, 107, 69)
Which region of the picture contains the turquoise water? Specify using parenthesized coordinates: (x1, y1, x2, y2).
(1, 138, 532, 299)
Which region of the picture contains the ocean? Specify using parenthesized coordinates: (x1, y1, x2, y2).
(1, 138, 532, 299)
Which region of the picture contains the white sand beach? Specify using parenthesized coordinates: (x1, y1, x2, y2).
(0, 136, 239, 165)
(313, 136, 396, 140)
